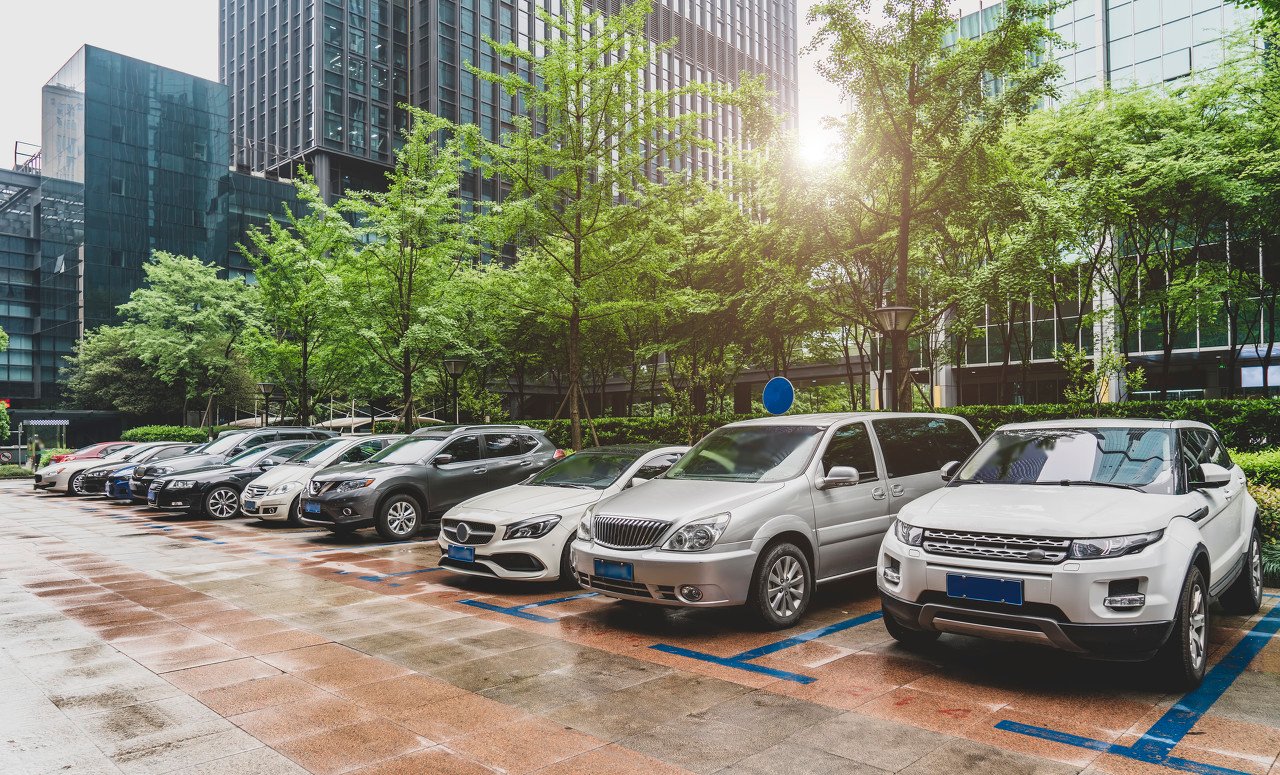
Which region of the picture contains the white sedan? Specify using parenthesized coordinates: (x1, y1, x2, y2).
(35, 443, 142, 494)
(239, 435, 401, 524)
(439, 445, 688, 582)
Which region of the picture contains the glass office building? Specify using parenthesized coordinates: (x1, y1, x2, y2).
(220, 0, 798, 201)
(13, 46, 299, 406)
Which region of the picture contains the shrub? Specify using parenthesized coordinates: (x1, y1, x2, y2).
(1232, 449, 1280, 489)
(1263, 543, 1280, 586)
(1251, 484, 1280, 546)
(0, 464, 31, 479)
(523, 416, 750, 449)
(38, 448, 72, 467)
(121, 425, 211, 444)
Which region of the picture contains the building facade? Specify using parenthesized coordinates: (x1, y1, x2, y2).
(220, 0, 799, 202)
(6, 46, 298, 407)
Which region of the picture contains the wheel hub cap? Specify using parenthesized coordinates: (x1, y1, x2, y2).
(387, 502, 416, 534)
(766, 555, 805, 618)
(1189, 584, 1206, 670)
(209, 489, 237, 519)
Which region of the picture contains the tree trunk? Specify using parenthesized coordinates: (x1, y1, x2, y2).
(568, 303, 582, 450)
(400, 351, 414, 429)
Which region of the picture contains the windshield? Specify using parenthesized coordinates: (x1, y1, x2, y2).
(287, 438, 342, 465)
(530, 452, 639, 490)
(666, 426, 823, 483)
(369, 437, 439, 465)
(957, 427, 1177, 493)
(226, 445, 276, 466)
(201, 433, 247, 455)
(102, 445, 138, 462)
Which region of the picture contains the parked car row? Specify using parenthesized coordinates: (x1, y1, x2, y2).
(36, 413, 1265, 689)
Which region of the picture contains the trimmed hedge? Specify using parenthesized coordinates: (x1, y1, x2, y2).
(0, 464, 31, 479)
(121, 425, 211, 444)
(38, 448, 72, 467)
(524, 416, 746, 449)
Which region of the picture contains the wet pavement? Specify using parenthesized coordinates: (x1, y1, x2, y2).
(2, 480, 1279, 775)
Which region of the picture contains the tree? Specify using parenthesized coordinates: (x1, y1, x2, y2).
(62, 326, 187, 419)
(337, 110, 474, 428)
(809, 0, 1060, 410)
(462, 0, 713, 448)
(115, 252, 260, 425)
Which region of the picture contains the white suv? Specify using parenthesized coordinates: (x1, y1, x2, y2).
(878, 419, 1264, 689)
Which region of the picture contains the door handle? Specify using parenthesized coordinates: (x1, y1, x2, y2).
(1223, 489, 1236, 498)
(472, 467, 487, 475)
(871, 487, 887, 500)
(519, 460, 532, 467)
(890, 484, 905, 497)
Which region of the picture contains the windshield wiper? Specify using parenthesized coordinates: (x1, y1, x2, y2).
(540, 482, 593, 489)
(951, 478, 983, 485)
(1024, 480, 1143, 492)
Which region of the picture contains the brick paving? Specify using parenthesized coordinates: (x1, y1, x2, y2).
(2, 480, 1278, 774)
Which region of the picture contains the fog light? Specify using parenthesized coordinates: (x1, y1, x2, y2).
(342, 508, 353, 516)
(678, 585, 703, 602)
(883, 566, 901, 584)
(1104, 594, 1145, 610)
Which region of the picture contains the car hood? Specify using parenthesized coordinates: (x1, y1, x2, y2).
(593, 478, 785, 522)
(312, 461, 412, 482)
(140, 455, 219, 475)
(248, 463, 316, 487)
(84, 461, 131, 477)
(899, 484, 1189, 538)
(172, 465, 261, 482)
(449, 484, 601, 522)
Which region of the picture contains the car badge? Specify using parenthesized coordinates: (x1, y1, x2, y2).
(1026, 549, 1046, 561)
(456, 522, 471, 542)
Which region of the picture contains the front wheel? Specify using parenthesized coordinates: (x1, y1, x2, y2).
(203, 486, 240, 520)
(375, 494, 422, 541)
(285, 496, 302, 526)
(748, 542, 812, 630)
(556, 540, 578, 589)
(1155, 565, 1209, 691)
(1220, 528, 1263, 615)
(69, 473, 87, 496)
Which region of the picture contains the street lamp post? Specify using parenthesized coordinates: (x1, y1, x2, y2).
(255, 382, 276, 428)
(442, 357, 469, 425)
(874, 306, 917, 411)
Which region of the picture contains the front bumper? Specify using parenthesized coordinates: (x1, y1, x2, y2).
(33, 473, 56, 490)
(877, 531, 1185, 658)
(130, 477, 155, 500)
(572, 540, 758, 606)
(240, 491, 297, 520)
(81, 477, 109, 494)
(152, 485, 200, 510)
(297, 490, 379, 529)
(106, 479, 133, 499)
(437, 524, 569, 581)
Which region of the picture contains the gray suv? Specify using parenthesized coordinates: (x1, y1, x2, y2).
(299, 425, 560, 540)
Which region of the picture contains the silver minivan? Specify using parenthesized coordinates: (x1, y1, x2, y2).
(571, 412, 981, 628)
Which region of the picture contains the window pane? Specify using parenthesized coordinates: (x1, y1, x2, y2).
(821, 424, 878, 480)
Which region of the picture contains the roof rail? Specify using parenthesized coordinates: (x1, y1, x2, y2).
(410, 423, 534, 436)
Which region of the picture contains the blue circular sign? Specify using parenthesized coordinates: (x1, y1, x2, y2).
(762, 377, 795, 415)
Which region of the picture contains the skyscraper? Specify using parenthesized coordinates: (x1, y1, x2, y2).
(220, 0, 798, 202)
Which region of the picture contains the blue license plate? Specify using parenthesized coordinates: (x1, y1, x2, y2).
(303, 500, 321, 514)
(594, 559, 634, 582)
(243, 500, 257, 511)
(946, 573, 1023, 605)
(447, 544, 475, 562)
(147, 492, 156, 504)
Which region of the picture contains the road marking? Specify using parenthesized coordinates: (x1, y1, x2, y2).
(461, 592, 601, 623)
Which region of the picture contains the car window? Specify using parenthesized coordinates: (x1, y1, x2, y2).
(529, 452, 638, 489)
(666, 425, 824, 483)
(264, 443, 314, 465)
(152, 446, 189, 461)
(106, 444, 131, 455)
(289, 438, 345, 465)
(1182, 429, 1231, 486)
(637, 453, 682, 479)
(518, 435, 543, 453)
(485, 434, 521, 459)
(340, 441, 385, 463)
(873, 417, 978, 479)
(959, 427, 1177, 493)
(443, 435, 482, 463)
(821, 424, 878, 481)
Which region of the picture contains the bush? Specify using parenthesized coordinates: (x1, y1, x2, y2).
(524, 416, 750, 449)
(1232, 449, 1280, 489)
(0, 464, 31, 479)
(1264, 542, 1280, 586)
(1251, 483, 1280, 545)
(121, 425, 211, 443)
(38, 448, 72, 467)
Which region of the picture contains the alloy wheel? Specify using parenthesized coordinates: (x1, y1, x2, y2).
(1188, 582, 1207, 671)
(766, 555, 805, 618)
(71, 474, 86, 495)
(206, 488, 239, 519)
(386, 501, 418, 535)
(1250, 538, 1263, 599)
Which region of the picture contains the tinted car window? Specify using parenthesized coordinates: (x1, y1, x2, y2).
(444, 435, 482, 463)
(637, 453, 682, 479)
(518, 435, 543, 453)
(821, 424, 878, 480)
(485, 434, 521, 459)
(264, 443, 314, 465)
(341, 441, 385, 463)
(873, 418, 977, 478)
(152, 446, 190, 461)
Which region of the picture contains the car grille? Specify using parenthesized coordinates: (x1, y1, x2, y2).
(244, 485, 268, 500)
(441, 519, 496, 546)
(578, 571, 653, 598)
(592, 516, 670, 550)
(923, 529, 1071, 564)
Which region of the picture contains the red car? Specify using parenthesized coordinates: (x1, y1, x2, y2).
(48, 442, 134, 465)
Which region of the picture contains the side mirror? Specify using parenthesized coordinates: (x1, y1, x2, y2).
(627, 476, 648, 489)
(259, 460, 277, 470)
(940, 461, 961, 482)
(818, 466, 859, 490)
(432, 454, 454, 466)
(1193, 462, 1231, 489)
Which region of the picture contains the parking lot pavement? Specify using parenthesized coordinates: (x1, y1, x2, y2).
(1, 482, 1278, 775)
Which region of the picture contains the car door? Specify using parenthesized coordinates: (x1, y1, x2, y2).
(1182, 428, 1246, 584)
(482, 433, 531, 486)
(432, 434, 486, 510)
(872, 417, 980, 517)
(809, 421, 889, 580)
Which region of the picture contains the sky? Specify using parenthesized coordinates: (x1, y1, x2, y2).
(0, 0, 844, 168)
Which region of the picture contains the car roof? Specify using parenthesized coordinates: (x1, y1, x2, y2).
(723, 412, 969, 429)
(410, 424, 541, 437)
(576, 444, 690, 455)
(997, 418, 1213, 432)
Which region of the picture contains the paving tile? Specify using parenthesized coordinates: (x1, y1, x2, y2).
(196, 673, 332, 716)
(397, 692, 531, 741)
(789, 711, 952, 772)
(346, 746, 498, 775)
(162, 746, 310, 775)
(694, 689, 841, 744)
(447, 715, 603, 774)
(257, 642, 366, 672)
(621, 714, 772, 773)
(337, 673, 467, 717)
(717, 741, 888, 775)
(164, 657, 283, 693)
(275, 719, 431, 775)
(547, 673, 751, 741)
(297, 655, 415, 691)
(229, 629, 333, 656)
(535, 742, 693, 774)
(899, 739, 1082, 775)
(230, 695, 381, 746)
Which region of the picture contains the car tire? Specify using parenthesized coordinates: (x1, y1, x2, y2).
(1155, 564, 1209, 691)
(883, 610, 941, 649)
(748, 542, 812, 630)
(285, 497, 302, 526)
(69, 473, 87, 496)
(1220, 527, 1264, 616)
(375, 494, 422, 541)
(556, 540, 578, 589)
(203, 486, 240, 520)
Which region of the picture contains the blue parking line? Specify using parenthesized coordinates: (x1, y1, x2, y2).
(460, 592, 600, 624)
(650, 610, 885, 684)
(997, 602, 1280, 775)
(355, 567, 443, 586)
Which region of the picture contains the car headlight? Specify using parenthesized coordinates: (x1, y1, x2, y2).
(577, 506, 596, 541)
(334, 478, 375, 493)
(1069, 530, 1164, 560)
(662, 513, 731, 552)
(892, 519, 924, 546)
(505, 514, 562, 540)
(151, 467, 172, 476)
(48, 467, 64, 475)
(268, 481, 301, 496)
(167, 480, 197, 490)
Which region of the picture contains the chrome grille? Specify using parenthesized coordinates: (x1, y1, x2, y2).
(923, 529, 1071, 564)
(244, 485, 268, 500)
(441, 519, 496, 546)
(578, 572, 653, 598)
(592, 516, 669, 550)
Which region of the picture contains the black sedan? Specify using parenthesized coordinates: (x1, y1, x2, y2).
(149, 440, 317, 518)
(79, 443, 196, 495)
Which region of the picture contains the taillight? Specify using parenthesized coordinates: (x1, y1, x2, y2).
(553, 449, 566, 460)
